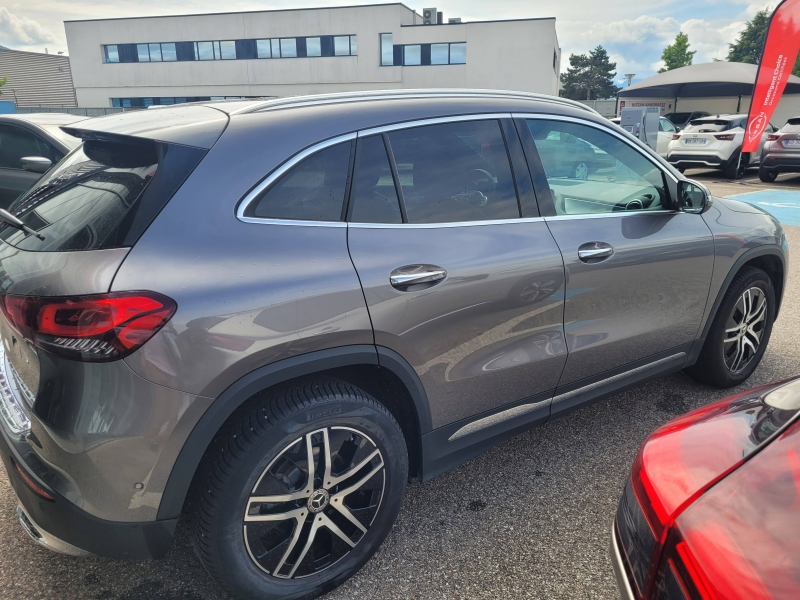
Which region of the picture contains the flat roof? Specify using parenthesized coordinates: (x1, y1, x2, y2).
(65, 2, 417, 24)
(401, 17, 555, 26)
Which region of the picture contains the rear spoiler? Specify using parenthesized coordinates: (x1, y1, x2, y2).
(60, 105, 228, 150)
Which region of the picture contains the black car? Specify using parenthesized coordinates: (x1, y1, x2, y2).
(0, 113, 85, 207)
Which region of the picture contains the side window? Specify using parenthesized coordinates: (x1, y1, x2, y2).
(659, 118, 676, 133)
(349, 135, 401, 224)
(245, 141, 352, 222)
(527, 119, 667, 216)
(387, 120, 519, 224)
(0, 125, 57, 170)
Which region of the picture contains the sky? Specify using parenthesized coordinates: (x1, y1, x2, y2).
(0, 0, 774, 84)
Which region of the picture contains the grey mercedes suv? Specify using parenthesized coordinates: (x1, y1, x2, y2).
(0, 90, 787, 600)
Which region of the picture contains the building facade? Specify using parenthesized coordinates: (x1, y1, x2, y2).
(64, 4, 561, 108)
(0, 49, 77, 107)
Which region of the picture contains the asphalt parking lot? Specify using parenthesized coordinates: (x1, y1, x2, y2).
(1, 183, 799, 600)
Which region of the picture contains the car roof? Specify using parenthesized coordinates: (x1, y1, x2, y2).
(0, 113, 88, 126)
(63, 89, 603, 149)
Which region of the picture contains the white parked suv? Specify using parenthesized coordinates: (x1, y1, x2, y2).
(667, 114, 776, 178)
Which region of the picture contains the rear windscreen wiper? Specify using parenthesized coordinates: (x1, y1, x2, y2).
(0, 209, 45, 241)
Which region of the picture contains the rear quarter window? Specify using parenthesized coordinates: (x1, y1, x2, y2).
(0, 138, 205, 252)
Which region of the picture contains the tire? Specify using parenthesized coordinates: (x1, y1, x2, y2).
(723, 150, 748, 179)
(687, 267, 775, 387)
(190, 380, 408, 600)
(759, 166, 778, 183)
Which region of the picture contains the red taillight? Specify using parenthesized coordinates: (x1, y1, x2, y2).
(618, 382, 786, 598)
(714, 134, 735, 141)
(13, 460, 54, 500)
(0, 291, 176, 362)
(660, 419, 800, 599)
(767, 134, 780, 141)
(672, 134, 681, 140)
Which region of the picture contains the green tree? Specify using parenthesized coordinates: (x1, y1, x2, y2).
(0, 76, 7, 97)
(658, 32, 696, 73)
(727, 8, 800, 77)
(560, 46, 621, 100)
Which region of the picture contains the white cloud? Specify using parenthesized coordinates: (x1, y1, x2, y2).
(0, 7, 58, 47)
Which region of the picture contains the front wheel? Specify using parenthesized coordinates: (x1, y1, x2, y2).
(190, 380, 408, 600)
(686, 267, 775, 387)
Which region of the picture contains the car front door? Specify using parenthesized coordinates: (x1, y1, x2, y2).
(518, 116, 715, 412)
(347, 116, 567, 435)
(0, 124, 58, 207)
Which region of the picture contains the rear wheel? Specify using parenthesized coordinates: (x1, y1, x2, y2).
(759, 166, 778, 183)
(724, 150, 748, 179)
(687, 267, 775, 387)
(190, 380, 408, 600)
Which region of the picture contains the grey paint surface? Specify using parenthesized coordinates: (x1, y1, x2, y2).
(62, 105, 229, 149)
(0, 94, 788, 531)
(545, 211, 715, 385)
(349, 221, 566, 428)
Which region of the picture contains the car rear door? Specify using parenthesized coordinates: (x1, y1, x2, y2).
(347, 116, 567, 434)
(517, 116, 715, 413)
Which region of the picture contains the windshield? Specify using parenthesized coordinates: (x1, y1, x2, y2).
(0, 138, 205, 252)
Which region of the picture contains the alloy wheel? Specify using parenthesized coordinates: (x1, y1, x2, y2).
(243, 427, 385, 579)
(573, 162, 589, 180)
(724, 286, 768, 374)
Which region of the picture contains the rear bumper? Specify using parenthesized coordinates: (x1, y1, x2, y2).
(611, 520, 636, 600)
(760, 154, 800, 173)
(0, 420, 176, 560)
(668, 153, 726, 169)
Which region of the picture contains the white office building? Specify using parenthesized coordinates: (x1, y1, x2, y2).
(64, 3, 561, 108)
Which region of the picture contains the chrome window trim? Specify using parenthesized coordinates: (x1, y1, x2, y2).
(543, 210, 678, 222)
(235, 132, 356, 223)
(349, 216, 545, 229)
(358, 113, 511, 137)
(512, 112, 680, 184)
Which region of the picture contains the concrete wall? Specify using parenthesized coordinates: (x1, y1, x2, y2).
(64, 6, 560, 107)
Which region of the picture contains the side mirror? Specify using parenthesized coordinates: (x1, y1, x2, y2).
(21, 156, 52, 174)
(677, 179, 709, 213)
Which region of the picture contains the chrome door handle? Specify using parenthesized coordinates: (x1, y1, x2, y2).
(390, 264, 447, 289)
(577, 242, 614, 263)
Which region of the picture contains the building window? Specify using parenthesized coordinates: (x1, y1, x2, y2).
(105, 35, 356, 64)
(380, 41, 466, 66)
(333, 36, 350, 56)
(380, 33, 393, 66)
(162, 43, 177, 61)
(195, 41, 214, 61)
(256, 39, 271, 58)
(404, 45, 421, 66)
(220, 40, 237, 60)
(111, 95, 261, 108)
(280, 38, 297, 58)
(431, 43, 448, 65)
(104, 45, 119, 63)
(449, 42, 466, 64)
(306, 37, 322, 57)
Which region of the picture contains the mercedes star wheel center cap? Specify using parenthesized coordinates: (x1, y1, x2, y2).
(308, 489, 330, 513)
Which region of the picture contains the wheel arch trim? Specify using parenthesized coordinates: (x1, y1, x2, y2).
(691, 244, 786, 364)
(156, 344, 431, 521)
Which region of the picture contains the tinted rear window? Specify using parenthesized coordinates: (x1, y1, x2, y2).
(784, 119, 800, 133)
(665, 112, 692, 123)
(0, 138, 205, 252)
(684, 119, 740, 133)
